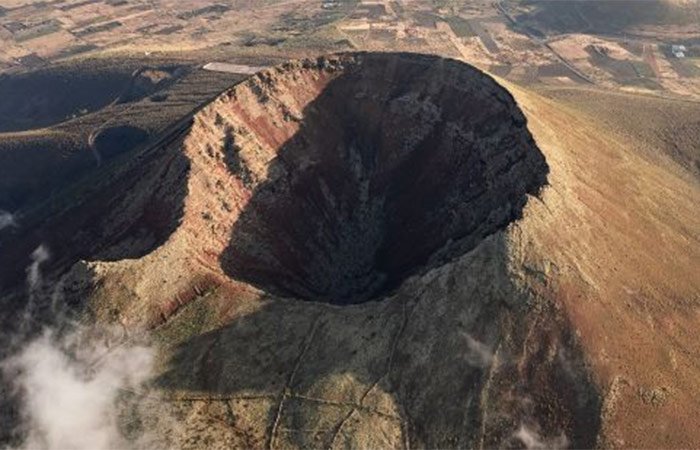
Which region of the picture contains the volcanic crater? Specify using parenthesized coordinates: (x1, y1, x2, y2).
(207, 53, 549, 305)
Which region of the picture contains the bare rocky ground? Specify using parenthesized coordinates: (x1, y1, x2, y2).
(1, 52, 699, 448)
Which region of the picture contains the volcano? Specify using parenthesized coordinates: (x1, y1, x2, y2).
(3, 52, 699, 449)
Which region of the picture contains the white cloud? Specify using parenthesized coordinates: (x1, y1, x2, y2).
(461, 332, 495, 368)
(0, 245, 161, 450)
(514, 423, 569, 450)
(0, 210, 17, 232)
(4, 327, 155, 450)
(26, 245, 50, 292)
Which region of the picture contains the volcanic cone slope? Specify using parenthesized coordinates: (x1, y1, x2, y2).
(218, 53, 548, 304)
(9, 52, 700, 449)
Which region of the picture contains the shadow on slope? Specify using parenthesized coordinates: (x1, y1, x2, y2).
(156, 234, 602, 449)
(0, 123, 191, 292)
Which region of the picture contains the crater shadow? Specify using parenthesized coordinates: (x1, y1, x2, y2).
(219, 53, 548, 305)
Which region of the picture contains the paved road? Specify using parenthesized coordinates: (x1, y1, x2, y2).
(202, 62, 267, 75)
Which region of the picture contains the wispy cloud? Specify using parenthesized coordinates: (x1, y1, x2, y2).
(0, 210, 17, 232)
(26, 245, 49, 292)
(460, 332, 495, 368)
(514, 423, 569, 450)
(1, 245, 160, 450)
(4, 327, 154, 450)
(20, 245, 51, 336)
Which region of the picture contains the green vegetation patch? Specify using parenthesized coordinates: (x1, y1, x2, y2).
(14, 20, 61, 42)
(177, 4, 230, 20)
(446, 15, 476, 37)
(72, 21, 122, 38)
(629, 61, 655, 79)
(413, 11, 438, 29)
(620, 41, 644, 58)
(586, 46, 638, 80)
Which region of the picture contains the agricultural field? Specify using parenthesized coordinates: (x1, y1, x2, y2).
(0, 0, 698, 97)
(2, 0, 700, 211)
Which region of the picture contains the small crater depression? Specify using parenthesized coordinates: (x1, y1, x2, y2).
(0, 69, 132, 132)
(92, 125, 149, 159)
(220, 53, 549, 305)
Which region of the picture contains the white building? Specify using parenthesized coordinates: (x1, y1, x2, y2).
(672, 44, 687, 58)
